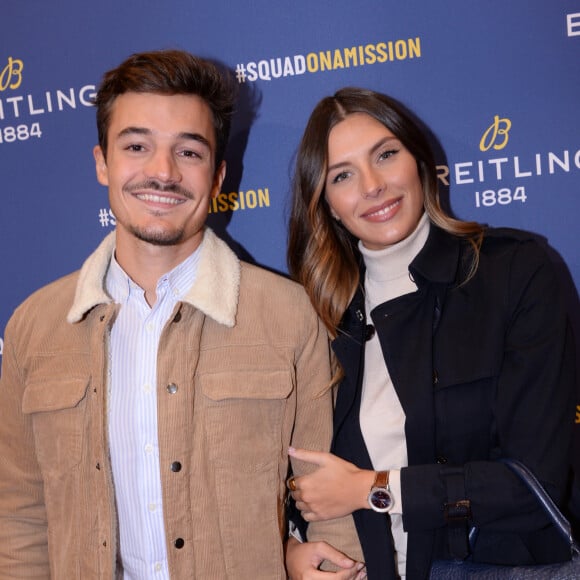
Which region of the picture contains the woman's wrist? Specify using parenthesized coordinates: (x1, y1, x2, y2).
(359, 469, 379, 510)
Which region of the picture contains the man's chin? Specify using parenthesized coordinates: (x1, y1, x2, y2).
(131, 227, 184, 247)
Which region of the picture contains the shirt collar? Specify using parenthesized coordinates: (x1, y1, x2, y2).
(106, 245, 202, 305)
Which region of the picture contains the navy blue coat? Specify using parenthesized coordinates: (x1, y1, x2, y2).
(331, 226, 575, 579)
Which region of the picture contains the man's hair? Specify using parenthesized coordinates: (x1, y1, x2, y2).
(94, 49, 236, 168)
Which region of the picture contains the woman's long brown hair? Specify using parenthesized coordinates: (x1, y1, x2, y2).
(288, 87, 484, 339)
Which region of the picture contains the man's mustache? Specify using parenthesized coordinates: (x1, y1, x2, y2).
(124, 180, 194, 199)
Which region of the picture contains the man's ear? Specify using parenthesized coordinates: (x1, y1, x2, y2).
(93, 145, 109, 186)
(211, 160, 226, 198)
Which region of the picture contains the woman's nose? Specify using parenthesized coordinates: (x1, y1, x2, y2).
(360, 167, 383, 199)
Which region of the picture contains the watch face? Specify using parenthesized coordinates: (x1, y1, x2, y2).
(370, 489, 393, 512)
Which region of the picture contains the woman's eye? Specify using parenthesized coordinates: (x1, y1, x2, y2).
(332, 171, 350, 184)
(379, 149, 397, 161)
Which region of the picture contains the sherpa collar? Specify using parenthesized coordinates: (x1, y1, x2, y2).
(67, 227, 240, 328)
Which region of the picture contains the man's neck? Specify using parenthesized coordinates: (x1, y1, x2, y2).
(114, 230, 203, 306)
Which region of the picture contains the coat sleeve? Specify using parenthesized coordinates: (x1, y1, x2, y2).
(401, 239, 576, 539)
(289, 307, 365, 566)
(0, 311, 51, 577)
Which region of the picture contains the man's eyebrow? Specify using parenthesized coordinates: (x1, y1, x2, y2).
(116, 126, 150, 139)
(116, 127, 211, 149)
(178, 132, 211, 149)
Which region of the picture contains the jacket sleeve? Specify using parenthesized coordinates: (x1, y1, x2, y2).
(289, 309, 364, 565)
(401, 239, 576, 538)
(0, 311, 50, 577)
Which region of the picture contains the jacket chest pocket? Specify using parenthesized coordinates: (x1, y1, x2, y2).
(433, 367, 499, 460)
(22, 378, 90, 476)
(200, 370, 293, 473)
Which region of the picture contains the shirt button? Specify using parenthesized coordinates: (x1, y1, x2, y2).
(171, 461, 182, 472)
(146, 322, 154, 333)
(154, 562, 162, 572)
(167, 383, 178, 394)
(145, 443, 154, 454)
(174, 538, 185, 549)
(143, 383, 152, 393)
(148, 502, 157, 512)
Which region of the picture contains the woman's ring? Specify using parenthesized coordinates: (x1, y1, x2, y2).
(287, 476, 297, 491)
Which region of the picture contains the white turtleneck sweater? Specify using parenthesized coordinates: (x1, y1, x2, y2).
(358, 212, 430, 579)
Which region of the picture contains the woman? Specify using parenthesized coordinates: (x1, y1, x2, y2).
(285, 87, 575, 579)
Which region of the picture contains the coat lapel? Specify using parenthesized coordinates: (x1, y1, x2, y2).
(371, 288, 438, 463)
(331, 288, 366, 441)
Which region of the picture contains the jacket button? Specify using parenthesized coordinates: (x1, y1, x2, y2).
(171, 461, 182, 472)
(173, 311, 182, 323)
(436, 456, 448, 464)
(365, 324, 375, 341)
(167, 383, 178, 394)
(174, 538, 185, 549)
(433, 370, 439, 384)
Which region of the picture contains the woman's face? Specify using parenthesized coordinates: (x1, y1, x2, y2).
(324, 112, 425, 251)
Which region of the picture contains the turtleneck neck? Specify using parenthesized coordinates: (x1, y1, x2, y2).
(359, 212, 430, 309)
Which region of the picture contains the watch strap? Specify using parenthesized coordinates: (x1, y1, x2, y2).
(373, 470, 389, 489)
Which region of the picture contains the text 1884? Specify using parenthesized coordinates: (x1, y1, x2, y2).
(0, 123, 42, 144)
(475, 187, 527, 208)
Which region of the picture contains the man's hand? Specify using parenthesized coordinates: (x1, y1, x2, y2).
(285, 536, 366, 580)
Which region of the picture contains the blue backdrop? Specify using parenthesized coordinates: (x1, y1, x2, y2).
(1, 0, 579, 480)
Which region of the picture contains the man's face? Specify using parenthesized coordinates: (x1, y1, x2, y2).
(93, 92, 225, 253)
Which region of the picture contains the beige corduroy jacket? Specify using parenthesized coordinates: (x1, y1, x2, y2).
(0, 228, 362, 579)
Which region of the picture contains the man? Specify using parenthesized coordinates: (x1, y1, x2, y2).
(0, 50, 362, 579)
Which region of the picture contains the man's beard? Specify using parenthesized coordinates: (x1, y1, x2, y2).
(129, 224, 185, 246)
(123, 179, 192, 246)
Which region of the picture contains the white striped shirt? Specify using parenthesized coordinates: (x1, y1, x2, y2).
(106, 247, 200, 579)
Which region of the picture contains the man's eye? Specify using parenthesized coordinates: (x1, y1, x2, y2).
(126, 144, 145, 152)
(181, 150, 200, 158)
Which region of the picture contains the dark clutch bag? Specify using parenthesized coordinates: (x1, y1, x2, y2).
(429, 459, 580, 579)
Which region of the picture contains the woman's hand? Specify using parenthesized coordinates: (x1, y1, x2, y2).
(285, 536, 366, 580)
(288, 447, 375, 521)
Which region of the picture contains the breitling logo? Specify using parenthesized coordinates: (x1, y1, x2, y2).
(0, 56, 23, 92)
(479, 115, 511, 152)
